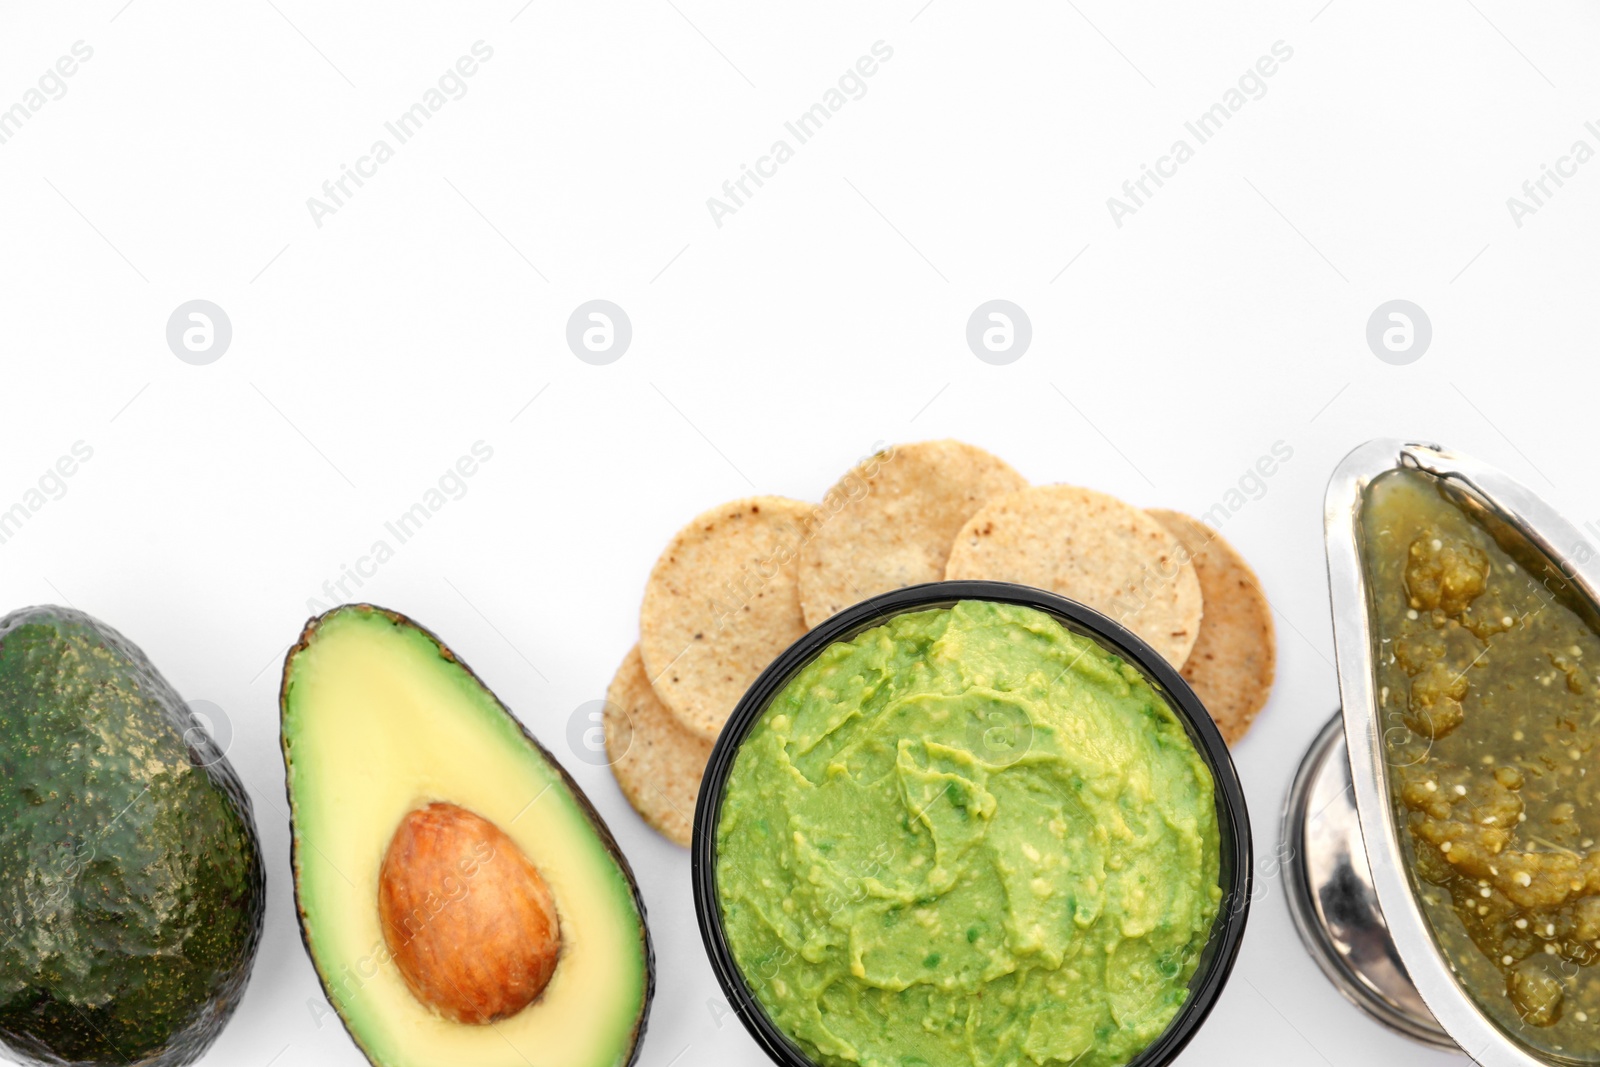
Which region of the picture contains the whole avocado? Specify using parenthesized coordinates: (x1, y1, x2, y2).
(0, 606, 266, 1066)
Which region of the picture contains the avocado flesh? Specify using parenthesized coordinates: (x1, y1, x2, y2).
(0, 606, 266, 1067)
(281, 605, 653, 1067)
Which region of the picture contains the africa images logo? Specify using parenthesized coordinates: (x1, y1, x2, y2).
(0, 41, 94, 149)
(1105, 41, 1294, 228)
(705, 41, 894, 228)
(305, 42, 495, 229)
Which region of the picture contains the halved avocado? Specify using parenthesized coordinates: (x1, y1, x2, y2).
(280, 605, 653, 1067)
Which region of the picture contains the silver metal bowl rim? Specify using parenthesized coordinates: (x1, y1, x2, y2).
(1326, 438, 1599, 1067)
(1280, 709, 1458, 1050)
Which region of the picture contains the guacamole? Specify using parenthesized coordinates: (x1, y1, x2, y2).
(714, 600, 1222, 1067)
(1364, 470, 1600, 1058)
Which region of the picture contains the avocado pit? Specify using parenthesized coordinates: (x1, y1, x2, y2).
(378, 801, 561, 1024)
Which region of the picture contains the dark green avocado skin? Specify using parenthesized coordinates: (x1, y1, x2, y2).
(0, 606, 266, 1067)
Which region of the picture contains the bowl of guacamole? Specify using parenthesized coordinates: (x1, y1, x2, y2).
(691, 580, 1251, 1067)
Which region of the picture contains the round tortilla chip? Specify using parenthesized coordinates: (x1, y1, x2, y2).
(798, 440, 1027, 627)
(1147, 509, 1276, 745)
(640, 496, 815, 741)
(604, 645, 714, 846)
(944, 484, 1203, 666)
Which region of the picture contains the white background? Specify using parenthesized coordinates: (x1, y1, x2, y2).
(3, 1, 1599, 1065)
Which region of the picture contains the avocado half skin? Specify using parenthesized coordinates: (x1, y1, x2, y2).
(0, 606, 267, 1067)
(279, 604, 656, 1067)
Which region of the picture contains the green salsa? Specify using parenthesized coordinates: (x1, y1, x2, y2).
(1364, 469, 1600, 1057)
(714, 601, 1222, 1067)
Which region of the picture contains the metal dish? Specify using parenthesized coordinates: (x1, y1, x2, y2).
(1312, 438, 1600, 1065)
(1282, 709, 1452, 1048)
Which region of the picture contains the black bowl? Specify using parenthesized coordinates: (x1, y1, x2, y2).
(691, 580, 1253, 1067)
